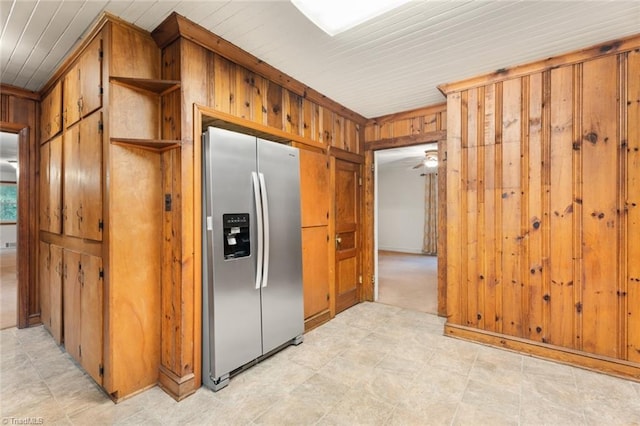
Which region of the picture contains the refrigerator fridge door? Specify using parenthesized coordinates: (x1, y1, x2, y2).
(257, 138, 304, 354)
(203, 127, 262, 381)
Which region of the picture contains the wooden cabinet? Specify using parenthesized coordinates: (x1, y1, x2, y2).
(63, 37, 102, 128)
(40, 81, 62, 142)
(298, 149, 331, 329)
(39, 18, 170, 402)
(63, 112, 103, 241)
(63, 249, 103, 385)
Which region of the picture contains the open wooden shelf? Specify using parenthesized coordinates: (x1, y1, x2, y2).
(110, 137, 181, 153)
(110, 77, 180, 96)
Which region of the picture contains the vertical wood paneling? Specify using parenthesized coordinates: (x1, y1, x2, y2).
(627, 49, 640, 363)
(286, 91, 302, 136)
(547, 65, 575, 348)
(444, 41, 640, 375)
(581, 55, 620, 358)
(526, 73, 544, 341)
(482, 84, 498, 332)
(446, 92, 462, 324)
(214, 55, 232, 114)
(252, 73, 268, 126)
(501, 78, 523, 337)
(234, 66, 252, 120)
(302, 98, 314, 141)
(333, 115, 344, 149)
(266, 81, 283, 130)
(465, 88, 479, 327)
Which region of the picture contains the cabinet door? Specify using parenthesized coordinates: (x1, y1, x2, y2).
(299, 149, 330, 227)
(39, 242, 51, 334)
(63, 124, 80, 237)
(302, 226, 330, 319)
(49, 245, 63, 345)
(39, 142, 50, 231)
(80, 37, 102, 118)
(63, 63, 81, 128)
(63, 250, 82, 363)
(80, 253, 103, 385)
(41, 81, 63, 141)
(64, 112, 103, 241)
(49, 135, 63, 234)
(78, 112, 103, 241)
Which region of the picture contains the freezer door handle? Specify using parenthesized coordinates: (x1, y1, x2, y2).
(252, 172, 264, 290)
(258, 172, 270, 288)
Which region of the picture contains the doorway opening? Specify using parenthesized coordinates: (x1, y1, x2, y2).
(0, 131, 19, 329)
(374, 144, 438, 314)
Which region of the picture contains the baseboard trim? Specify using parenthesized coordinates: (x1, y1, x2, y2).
(158, 366, 196, 401)
(444, 323, 640, 382)
(304, 310, 332, 332)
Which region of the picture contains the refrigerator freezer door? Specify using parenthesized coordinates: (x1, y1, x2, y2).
(257, 138, 304, 354)
(203, 127, 262, 380)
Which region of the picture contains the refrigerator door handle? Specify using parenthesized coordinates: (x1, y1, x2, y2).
(252, 171, 264, 290)
(258, 172, 270, 288)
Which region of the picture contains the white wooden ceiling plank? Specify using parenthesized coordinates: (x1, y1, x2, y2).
(116, 0, 156, 26)
(0, 0, 16, 36)
(132, 1, 182, 30)
(0, 0, 36, 69)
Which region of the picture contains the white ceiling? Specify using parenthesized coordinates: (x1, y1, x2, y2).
(1, 1, 639, 119)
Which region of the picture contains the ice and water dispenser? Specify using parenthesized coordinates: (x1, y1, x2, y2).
(222, 213, 250, 259)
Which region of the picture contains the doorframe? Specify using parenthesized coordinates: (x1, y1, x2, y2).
(363, 134, 447, 317)
(1, 121, 35, 328)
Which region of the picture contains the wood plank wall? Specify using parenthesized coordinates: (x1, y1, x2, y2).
(0, 84, 40, 328)
(363, 103, 448, 315)
(151, 13, 366, 399)
(440, 36, 640, 376)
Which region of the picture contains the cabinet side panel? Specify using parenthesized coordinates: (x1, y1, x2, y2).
(110, 22, 160, 79)
(107, 145, 161, 396)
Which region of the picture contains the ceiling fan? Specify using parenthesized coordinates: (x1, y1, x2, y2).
(413, 150, 438, 169)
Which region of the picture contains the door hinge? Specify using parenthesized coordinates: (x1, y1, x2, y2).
(99, 49, 103, 61)
(371, 164, 375, 173)
(99, 85, 103, 95)
(326, 293, 330, 301)
(371, 275, 375, 284)
(358, 177, 362, 186)
(98, 120, 104, 133)
(99, 364, 104, 377)
(98, 219, 104, 231)
(358, 275, 362, 284)
(99, 268, 104, 279)
(79, 345, 82, 357)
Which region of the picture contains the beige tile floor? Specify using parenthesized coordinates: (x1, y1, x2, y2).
(1, 302, 639, 425)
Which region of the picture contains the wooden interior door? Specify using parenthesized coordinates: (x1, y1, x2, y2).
(334, 159, 360, 314)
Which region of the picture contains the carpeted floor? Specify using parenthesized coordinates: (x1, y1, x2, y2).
(0, 248, 17, 329)
(377, 250, 437, 314)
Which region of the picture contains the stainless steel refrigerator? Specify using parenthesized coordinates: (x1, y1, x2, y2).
(201, 126, 304, 391)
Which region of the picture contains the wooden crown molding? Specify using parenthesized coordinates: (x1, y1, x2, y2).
(0, 84, 40, 101)
(365, 102, 447, 127)
(438, 32, 640, 94)
(151, 12, 367, 125)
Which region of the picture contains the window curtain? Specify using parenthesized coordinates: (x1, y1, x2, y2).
(422, 172, 437, 255)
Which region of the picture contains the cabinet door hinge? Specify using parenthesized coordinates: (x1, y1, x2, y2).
(358, 275, 363, 284)
(326, 293, 330, 301)
(98, 219, 104, 231)
(99, 364, 104, 377)
(98, 49, 103, 61)
(79, 345, 82, 357)
(371, 164, 375, 173)
(358, 177, 362, 186)
(98, 120, 104, 133)
(99, 268, 104, 280)
(99, 86, 103, 95)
